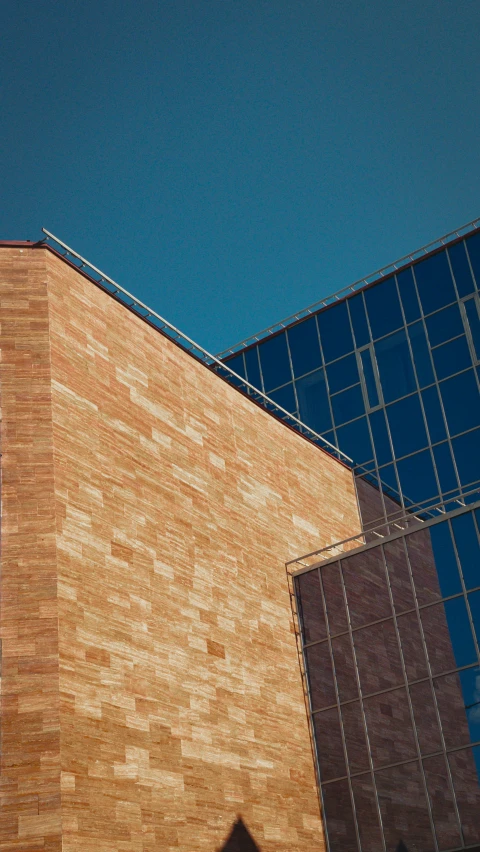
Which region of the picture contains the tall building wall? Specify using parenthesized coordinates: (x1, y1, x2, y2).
(0, 246, 362, 852)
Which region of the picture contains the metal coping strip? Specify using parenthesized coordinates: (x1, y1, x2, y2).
(40, 228, 352, 465)
(216, 216, 480, 359)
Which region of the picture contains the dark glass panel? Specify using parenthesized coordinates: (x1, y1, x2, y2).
(336, 417, 373, 465)
(295, 369, 332, 434)
(268, 382, 296, 413)
(377, 463, 402, 505)
(407, 528, 443, 606)
(414, 250, 456, 315)
(451, 427, 480, 489)
(429, 520, 462, 598)
(432, 335, 472, 380)
(369, 408, 392, 466)
(451, 512, 480, 591)
(351, 775, 383, 852)
(295, 570, 326, 644)
(305, 641, 336, 711)
(387, 393, 428, 460)
(421, 385, 447, 443)
(426, 303, 463, 347)
(423, 754, 463, 851)
(224, 353, 246, 381)
(258, 333, 291, 392)
(464, 295, 480, 361)
(375, 330, 416, 404)
(422, 597, 477, 675)
(365, 688, 417, 765)
(354, 621, 404, 694)
(466, 230, 480, 287)
(468, 589, 480, 643)
(398, 266, 421, 323)
(348, 292, 370, 347)
(383, 538, 415, 613)
(440, 369, 480, 436)
(397, 611, 429, 682)
(342, 548, 391, 629)
(433, 442, 458, 497)
(365, 277, 403, 340)
(331, 633, 358, 702)
(397, 449, 439, 507)
(322, 562, 348, 635)
(317, 301, 353, 363)
(341, 702, 369, 772)
(313, 707, 347, 782)
(244, 346, 262, 391)
(449, 239, 475, 297)
(434, 670, 473, 749)
(330, 384, 364, 426)
(326, 353, 359, 395)
(410, 680, 443, 755)
(359, 347, 380, 409)
(408, 320, 435, 388)
(287, 316, 322, 379)
(448, 747, 480, 844)
(376, 760, 435, 852)
(459, 666, 480, 746)
(321, 780, 358, 852)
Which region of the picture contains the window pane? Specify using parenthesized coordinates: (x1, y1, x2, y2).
(432, 335, 472, 380)
(451, 427, 480, 488)
(429, 519, 462, 597)
(369, 408, 392, 465)
(336, 417, 373, 465)
(426, 303, 463, 347)
(414, 250, 456, 315)
(398, 266, 421, 322)
(244, 346, 262, 390)
(326, 353, 359, 395)
(224, 353, 246, 385)
(433, 441, 458, 497)
(421, 385, 447, 443)
(364, 276, 403, 339)
(321, 780, 358, 852)
(407, 528, 443, 606)
(410, 680, 443, 755)
(295, 369, 332, 434)
(448, 747, 480, 844)
(375, 330, 416, 403)
(322, 562, 348, 635)
(397, 609, 429, 681)
(464, 296, 480, 361)
(331, 633, 358, 702)
(341, 701, 369, 772)
(359, 347, 379, 408)
(354, 621, 403, 693)
(351, 775, 383, 852)
(387, 394, 428, 460)
(421, 597, 477, 674)
(423, 754, 463, 850)
(287, 316, 322, 378)
(383, 538, 415, 613)
(466, 230, 480, 288)
(434, 670, 474, 749)
(342, 548, 390, 629)
(258, 333, 291, 392)
(408, 321, 435, 387)
(317, 301, 353, 363)
(331, 384, 364, 426)
(459, 666, 480, 746)
(313, 707, 347, 781)
(365, 688, 417, 765)
(348, 292, 370, 347)
(376, 761, 435, 852)
(451, 512, 480, 591)
(397, 449, 438, 507)
(449, 239, 475, 297)
(468, 589, 480, 644)
(295, 570, 326, 644)
(305, 641, 336, 710)
(440, 369, 480, 436)
(268, 382, 296, 413)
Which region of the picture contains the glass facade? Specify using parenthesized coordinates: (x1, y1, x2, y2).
(222, 230, 480, 515)
(294, 504, 480, 852)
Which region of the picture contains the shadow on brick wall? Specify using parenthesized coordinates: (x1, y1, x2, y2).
(219, 818, 261, 851)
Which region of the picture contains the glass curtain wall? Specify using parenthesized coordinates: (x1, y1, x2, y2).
(223, 230, 480, 513)
(294, 503, 480, 852)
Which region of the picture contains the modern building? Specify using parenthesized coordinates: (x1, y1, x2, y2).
(0, 220, 479, 852)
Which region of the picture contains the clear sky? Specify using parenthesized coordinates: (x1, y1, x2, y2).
(1, 0, 479, 353)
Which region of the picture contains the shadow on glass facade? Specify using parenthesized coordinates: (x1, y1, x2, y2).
(293, 502, 480, 852)
(222, 229, 480, 516)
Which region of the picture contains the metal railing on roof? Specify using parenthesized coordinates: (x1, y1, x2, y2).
(40, 228, 352, 465)
(216, 216, 480, 360)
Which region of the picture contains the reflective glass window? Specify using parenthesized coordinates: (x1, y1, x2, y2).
(468, 589, 480, 643)
(440, 369, 480, 436)
(369, 409, 392, 465)
(313, 707, 347, 781)
(287, 316, 322, 378)
(396, 610, 429, 681)
(331, 634, 358, 702)
(296, 570, 326, 644)
(336, 417, 373, 464)
(452, 428, 480, 489)
(258, 333, 292, 392)
(383, 538, 415, 613)
(321, 780, 358, 852)
(408, 321, 435, 387)
(423, 597, 477, 673)
(330, 384, 364, 426)
(305, 641, 336, 710)
(326, 353, 359, 394)
(432, 335, 472, 380)
(466, 230, 480, 288)
(449, 239, 475, 297)
(410, 680, 443, 755)
(397, 266, 421, 322)
(426, 303, 463, 346)
(414, 250, 456, 315)
(377, 463, 401, 503)
(317, 301, 353, 363)
(347, 292, 369, 347)
(351, 776, 384, 852)
(423, 754, 463, 851)
(434, 671, 470, 750)
(365, 689, 417, 765)
(268, 383, 296, 413)
(341, 702, 369, 772)
(421, 385, 447, 443)
(244, 346, 262, 390)
(358, 347, 380, 409)
(224, 353, 246, 383)
(375, 330, 416, 403)
(376, 761, 435, 851)
(322, 562, 348, 634)
(463, 295, 480, 362)
(387, 393, 428, 459)
(364, 276, 403, 339)
(396, 449, 438, 506)
(433, 441, 458, 497)
(451, 512, 480, 591)
(354, 621, 403, 693)
(407, 527, 444, 606)
(459, 666, 480, 746)
(295, 369, 332, 434)
(429, 519, 462, 597)
(448, 747, 480, 842)
(341, 547, 390, 629)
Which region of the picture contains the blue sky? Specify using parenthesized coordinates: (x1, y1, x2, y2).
(1, 0, 479, 352)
